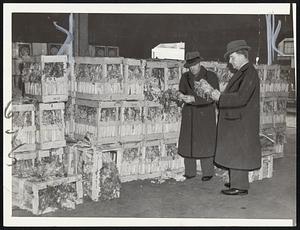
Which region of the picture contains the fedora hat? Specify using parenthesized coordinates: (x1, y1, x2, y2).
(184, 51, 203, 68)
(224, 40, 251, 60)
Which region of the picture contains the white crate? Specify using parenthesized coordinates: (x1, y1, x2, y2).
(143, 102, 164, 140)
(120, 141, 142, 182)
(36, 102, 66, 150)
(74, 56, 125, 101)
(74, 99, 121, 144)
(12, 174, 83, 215)
(123, 58, 146, 100)
(71, 144, 122, 201)
(120, 101, 144, 142)
(22, 55, 68, 102)
(12, 42, 32, 59)
(163, 103, 181, 139)
(12, 103, 36, 152)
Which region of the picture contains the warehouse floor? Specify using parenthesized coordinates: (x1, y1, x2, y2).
(12, 120, 296, 224)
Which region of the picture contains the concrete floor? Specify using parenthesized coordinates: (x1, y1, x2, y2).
(12, 127, 296, 224)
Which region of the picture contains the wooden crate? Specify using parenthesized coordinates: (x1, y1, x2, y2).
(91, 45, 106, 57)
(47, 43, 63, 55)
(107, 46, 119, 57)
(123, 58, 146, 100)
(144, 60, 168, 102)
(74, 99, 121, 144)
(138, 140, 162, 178)
(273, 125, 286, 159)
(144, 102, 164, 140)
(12, 147, 65, 178)
(36, 102, 66, 150)
(12, 174, 83, 215)
(12, 42, 32, 59)
(260, 127, 276, 156)
(161, 138, 184, 172)
(22, 55, 68, 103)
(74, 146, 102, 201)
(258, 65, 288, 98)
(249, 154, 273, 183)
(74, 56, 125, 101)
(32, 43, 48, 56)
(12, 151, 37, 178)
(163, 103, 181, 139)
(120, 101, 144, 142)
(72, 144, 122, 201)
(273, 97, 288, 125)
(12, 103, 36, 152)
(260, 97, 275, 127)
(119, 141, 142, 182)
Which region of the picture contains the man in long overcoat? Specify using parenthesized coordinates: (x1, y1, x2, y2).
(211, 40, 261, 195)
(177, 51, 219, 181)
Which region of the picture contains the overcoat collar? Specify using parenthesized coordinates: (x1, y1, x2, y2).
(187, 65, 207, 80)
(224, 62, 249, 92)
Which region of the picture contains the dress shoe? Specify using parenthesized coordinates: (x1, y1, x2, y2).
(201, 176, 213, 181)
(224, 182, 230, 188)
(183, 175, 196, 179)
(221, 188, 248, 195)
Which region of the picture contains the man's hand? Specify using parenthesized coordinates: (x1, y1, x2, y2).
(177, 92, 185, 101)
(211, 89, 221, 101)
(182, 95, 195, 104)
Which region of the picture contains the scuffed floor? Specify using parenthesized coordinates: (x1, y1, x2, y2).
(12, 127, 296, 224)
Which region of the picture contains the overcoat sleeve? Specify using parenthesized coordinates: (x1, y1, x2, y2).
(209, 71, 220, 91)
(218, 67, 259, 108)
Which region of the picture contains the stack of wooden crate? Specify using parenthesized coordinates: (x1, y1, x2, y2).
(11, 55, 84, 215)
(71, 57, 186, 183)
(258, 65, 289, 159)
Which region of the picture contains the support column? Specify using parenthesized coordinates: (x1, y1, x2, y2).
(73, 13, 89, 56)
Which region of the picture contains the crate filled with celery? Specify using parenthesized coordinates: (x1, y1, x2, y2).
(74, 99, 121, 144)
(74, 57, 125, 101)
(22, 55, 68, 102)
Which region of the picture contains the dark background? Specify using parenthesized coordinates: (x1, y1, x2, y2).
(12, 12, 293, 63)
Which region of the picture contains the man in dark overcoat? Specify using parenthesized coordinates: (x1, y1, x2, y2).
(211, 40, 261, 195)
(177, 51, 219, 181)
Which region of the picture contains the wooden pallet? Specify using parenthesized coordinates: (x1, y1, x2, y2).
(22, 55, 68, 103)
(12, 174, 83, 215)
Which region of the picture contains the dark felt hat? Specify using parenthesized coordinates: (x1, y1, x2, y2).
(224, 40, 251, 60)
(184, 51, 203, 68)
